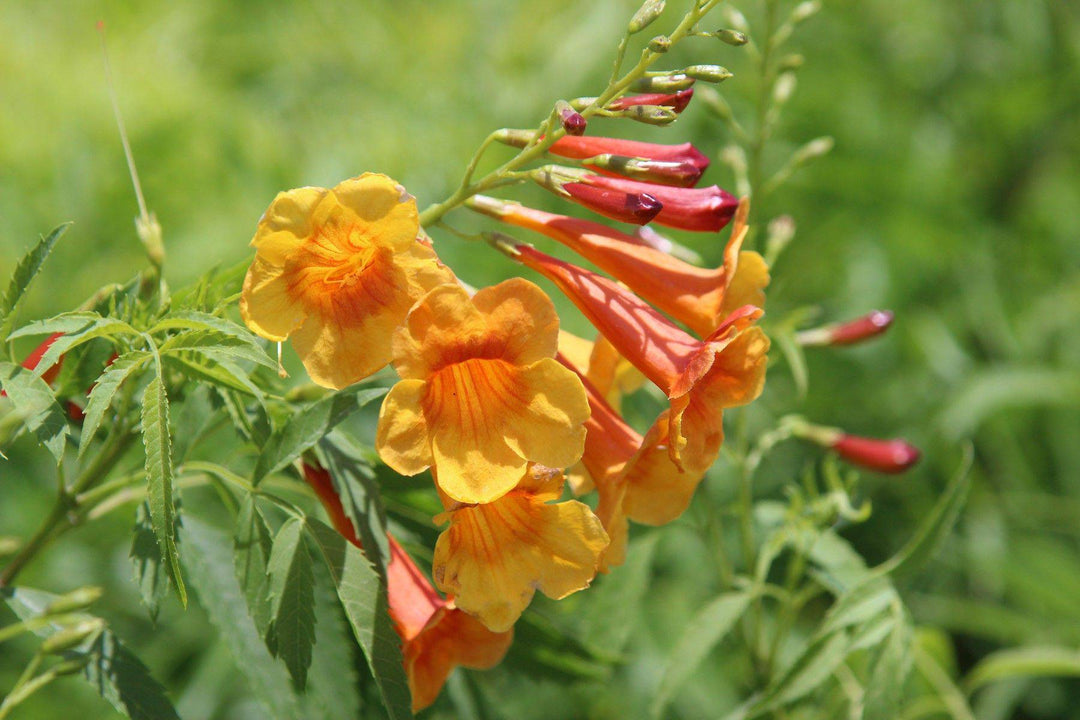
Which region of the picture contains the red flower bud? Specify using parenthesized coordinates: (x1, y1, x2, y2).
(563, 183, 662, 225)
(584, 175, 737, 232)
(22, 332, 64, 384)
(797, 311, 894, 347)
(545, 136, 710, 174)
(582, 154, 704, 187)
(832, 434, 921, 474)
(556, 100, 587, 136)
(608, 88, 694, 114)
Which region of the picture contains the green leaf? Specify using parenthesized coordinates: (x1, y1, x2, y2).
(762, 630, 852, 710)
(0, 223, 68, 341)
(158, 327, 274, 369)
(774, 329, 809, 399)
(79, 351, 150, 458)
(267, 516, 316, 690)
(170, 384, 214, 464)
(580, 534, 658, 655)
(234, 495, 274, 639)
(877, 445, 974, 579)
(0, 361, 68, 463)
(307, 560, 364, 720)
(818, 576, 897, 636)
(163, 353, 263, 398)
(253, 385, 388, 483)
(179, 518, 306, 720)
(651, 590, 754, 718)
(10, 312, 139, 374)
(141, 375, 186, 606)
(319, 435, 390, 569)
(306, 518, 414, 720)
(150, 310, 263, 345)
(962, 646, 1080, 695)
(863, 606, 914, 720)
(1, 586, 180, 720)
(130, 501, 169, 621)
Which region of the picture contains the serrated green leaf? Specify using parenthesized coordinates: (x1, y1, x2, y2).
(235, 494, 274, 638)
(306, 518, 414, 720)
(130, 501, 169, 621)
(651, 590, 754, 718)
(141, 376, 186, 606)
(863, 606, 914, 720)
(0, 223, 68, 341)
(1, 586, 180, 720)
(162, 353, 263, 397)
(319, 435, 390, 569)
(158, 327, 274, 369)
(0, 361, 68, 463)
(150, 310, 263, 345)
(962, 646, 1080, 695)
(253, 385, 388, 483)
(180, 518, 306, 720)
(10, 312, 139, 373)
(819, 576, 897, 636)
(307, 559, 364, 720)
(170, 384, 214, 464)
(877, 445, 974, 579)
(267, 517, 316, 690)
(79, 351, 150, 458)
(762, 630, 852, 710)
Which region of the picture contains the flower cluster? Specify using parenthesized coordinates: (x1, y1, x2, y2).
(239, 82, 773, 707)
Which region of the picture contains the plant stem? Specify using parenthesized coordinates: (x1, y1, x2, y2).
(418, 0, 721, 228)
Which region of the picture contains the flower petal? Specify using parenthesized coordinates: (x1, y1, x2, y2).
(376, 379, 434, 476)
(331, 173, 419, 250)
(239, 255, 307, 341)
(502, 358, 589, 472)
(472, 278, 560, 365)
(252, 186, 327, 264)
(432, 475, 608, 631)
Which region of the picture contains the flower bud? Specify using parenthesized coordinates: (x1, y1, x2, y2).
(582, 154, 703, 188)
(608, 88, 694, 114)
(682, 65, 733, 83)
(794, 422, 920, 474)
(493, 128, 538, 148)
(556, 100, 587, 136)
(530, 166, 663, 225)
(648, 35, 671, 53)
(628, 0, 666, 34)
(797, 311, 894, 347)
(583, 175, 737, 232)
(44, 586, 104, 615)
(772, 72, 797, 106)
(777, 53, 805, 72)
(713, 28, 749, 46)
(615, 104, 678, 126)
(52, 656, 93, 676)
(791, 136, 834, 166)
(791, 1, 822, 24)
(41, 619, 105, 655)
(723, 6, 750, 33)
(630, 74, 694, 93)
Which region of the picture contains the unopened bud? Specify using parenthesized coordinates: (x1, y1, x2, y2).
(608, 88, 694, 114)
(697, 85, 734, 121)
(648, 35, 671, 53)
(723, 7, 750, 33)
(720, 144, 748, 174)
(797, 311, 894, 347)
(713, 28, 749, 46)
(555, 100, 586, 136)
(793, 423, 921, 474)
(791, 1, 822, 24)
(777, 53, 805, 72)
(791, 136, 834, 166)
(493, 128, 537, 149)
(41, 619, 105, 654)
(582, 154, 703, 187)
(682, 65, 733, 83)
(764, 215, 795, 265)
(135, 213, 164, 268)
(772, 71, 797, 106)
(616, 104, 678, 125)
(628, 0, 666, 34)
(631, 74, 695, 93)
(0, 537, 18, 557)
(45, 586, 104, 615)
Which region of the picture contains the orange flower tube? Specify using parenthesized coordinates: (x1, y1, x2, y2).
(302, 463, 512, 712)
(510, 243, 769, 469)
(471, 195, 768, 337)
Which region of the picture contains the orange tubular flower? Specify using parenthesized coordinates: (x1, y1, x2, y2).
(302, 463, 512, 713)
(510, 243, 769, 470)
(471, 195, 769, 337)
(240, 173, 453, 389)
(557, 330, 644, 414)
(431, 465, 608, 632)
(375, 279, 590, 504)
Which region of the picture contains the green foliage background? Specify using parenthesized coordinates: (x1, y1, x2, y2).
(2, 0, 1079, 718)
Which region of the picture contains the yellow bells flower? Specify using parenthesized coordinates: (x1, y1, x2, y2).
(240, 173, 453, 389)
(375, 279, 591, 504)
(431, 465, 609, 632)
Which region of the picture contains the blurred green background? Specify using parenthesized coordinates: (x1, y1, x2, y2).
(2, 0, 1079, 718)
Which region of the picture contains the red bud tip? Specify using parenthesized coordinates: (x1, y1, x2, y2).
(584, 175, 737, 232)
(560, 108, 587, 136)
(832, 434, 921, 474)
(563, 183, 663, 225)
(829, 310, 894, 345)
(609, 88, 694, 114)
